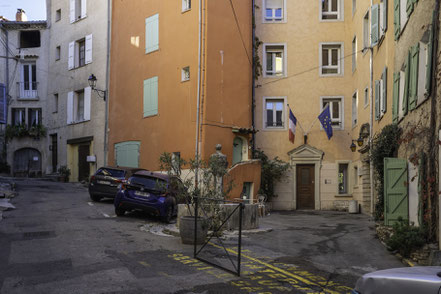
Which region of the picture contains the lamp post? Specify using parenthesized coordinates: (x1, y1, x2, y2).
(88, 74, 106, 101)
(350, 140, 357, 152)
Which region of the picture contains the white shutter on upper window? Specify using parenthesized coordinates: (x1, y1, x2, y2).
(84, 86, 91, 121)
(85, 34, 92, 64)
(67, 91, 74, 124)
(81, 0, 87, 18)
(68, 41, 74, 70)
(69, 0, 75, 23)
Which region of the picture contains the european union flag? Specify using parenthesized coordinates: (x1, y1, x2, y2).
(318, 104, 333, 140)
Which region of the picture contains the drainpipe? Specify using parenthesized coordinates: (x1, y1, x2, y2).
(369, 0, 374, 216)
(195, 0, 202, 187)
(103, 0, 112, 166)
(251, 0, 256, 154)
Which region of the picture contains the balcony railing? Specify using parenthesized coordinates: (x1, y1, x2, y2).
(265, 121, 284, 128)
(17, 82, 38, 99)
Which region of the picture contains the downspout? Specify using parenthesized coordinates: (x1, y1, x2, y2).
(104, 0, 112, 166)
(369, 0, 374, 216)
(251, 0, 256, 154)
(195, 0, 202, 186)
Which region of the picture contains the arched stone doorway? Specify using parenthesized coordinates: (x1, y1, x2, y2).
(13, 148, 42, 177)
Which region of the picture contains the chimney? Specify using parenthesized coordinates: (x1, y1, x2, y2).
(16, 9, 28, 22)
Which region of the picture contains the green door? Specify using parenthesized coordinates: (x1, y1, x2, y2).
(115, 141, 140, 168)
(233, 137, 243, 165)
(384, 158, 409, 226)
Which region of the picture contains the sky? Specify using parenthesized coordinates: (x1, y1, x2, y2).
(0, 0, 46, 20)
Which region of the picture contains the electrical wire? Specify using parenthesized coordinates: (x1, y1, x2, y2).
(228, 0, 252, 66)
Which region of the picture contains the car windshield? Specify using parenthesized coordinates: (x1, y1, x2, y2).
(129, 176, 167, 192)
(96, 168, 125, 178)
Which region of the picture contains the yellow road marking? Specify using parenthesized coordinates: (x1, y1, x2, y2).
(139, 261, 151, 267)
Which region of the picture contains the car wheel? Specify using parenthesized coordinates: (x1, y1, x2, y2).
(115, 207, 126, 216)
(161, 205, 174, 223)
(90, 193, 102, 202)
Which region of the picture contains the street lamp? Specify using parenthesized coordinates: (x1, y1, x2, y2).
(357, 136, 364, 147)
(88, 74, 106, 101)
(350, 140, 357, 152)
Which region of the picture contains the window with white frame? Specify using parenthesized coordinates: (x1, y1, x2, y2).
(417, 40, 430, 105)
(320, 0, 342, 21)
(338, 163, 349, 194)
(182, 0, 191, 12)
(375, 67, 387, 120)
(352, 36, 357, 72)
(321, 97, 343, 129)
(399, 0, 408, 32)
(67, 87, 91, 124)
(363, 11, 369, 49)
(68, 34, 92, 70)
(364, 87, 369, 107)
(264, 44, 285, 77)
(19, 62, 37, 99)
(12, 108, 25, 126)
(379, 0, 388, 38)
(264, 98, 284, 128)
(263, 0, 285, 22)
(181, 66, 190, 81)
(352, 91, 358, 127)
(320, 43, 343, 75)
(398, 69, 405, 119)
(28, 108, 42, 127)
(70, 0, 86, 23)
(76, 90, 84, 122)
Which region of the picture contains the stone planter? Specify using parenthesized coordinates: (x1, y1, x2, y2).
(179, 216, 208, 245)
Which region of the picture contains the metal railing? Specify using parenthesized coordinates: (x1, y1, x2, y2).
(17, 82, 38, 99)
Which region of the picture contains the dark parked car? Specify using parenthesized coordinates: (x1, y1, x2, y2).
(89, 166, 145, 202)
(352, 266, 441, 294)
(114, 170, 181, 223)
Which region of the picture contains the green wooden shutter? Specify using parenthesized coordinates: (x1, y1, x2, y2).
(371, 4, 379, 46)
(383, 0, 388, 33)
(384, 158, 409, 226)
(115, 141, 140, 168)
(425, 15, 434, 95)
(409, 43, 419, 111)
(145, 14, 159, 54)
(382, 67, 387, 114)
(394, 0, 400, 40)
(392, 72, 400, 123)
(143, 76, 158, 117)
(403, 51, 410, 115)
(375, 80, 380, 120)
(406, 0, 414, 16)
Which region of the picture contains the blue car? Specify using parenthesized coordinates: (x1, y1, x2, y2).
(114, 170, 179, 223)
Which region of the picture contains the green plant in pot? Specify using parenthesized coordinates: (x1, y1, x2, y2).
(58, 165, 71, 182)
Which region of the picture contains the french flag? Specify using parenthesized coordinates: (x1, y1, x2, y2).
(289, 108, 297, 144)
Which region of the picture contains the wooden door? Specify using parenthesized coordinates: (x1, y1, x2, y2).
(384, 158, 408, 226)
(78, 144, 90, 182)
(232, 137, 243, 165)
(296, 165, 315, 209)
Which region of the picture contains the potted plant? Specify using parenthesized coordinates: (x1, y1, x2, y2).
(58, 166, 71, 182)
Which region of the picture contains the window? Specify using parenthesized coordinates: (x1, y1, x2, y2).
(182, 0, 191, 12)
(399, 0, 408, 33)
(19, 62, 37, 99)
(363, 11, 369, 49)
(56, 46, 61, 61)
(145, 14, 159, 54)
(181, 67, 190, 81)
(375, 67, 387, 120)
(263, 0, 285, 22)
(379, 0, 388, 38)
(143, 76, 158, 117)
(70, 0, 86, 23)
(12, 108, 25, 126)
(53, 93, 58, 113)
(352, 91, 358, 127)
(398, 69, 405, 119)
(264, 44, 286, 77)
(338, 163, 349, 194)
(28, 108, 42, 127)
(352, 0, 356, 15)
(19, 31, 40, 48)
(321, 97, 343, 129)
(68, 34, 92, 70)
(364, 87, 369, 107)
(264, 98, 285, 129)
(320, 43, 343, 76)
(320, 0, 342, 21)
(352, 36, 357, 72)
(354, 165, 359, 186)
(67, 87, 91, 124)
(55, 9, 61, 22)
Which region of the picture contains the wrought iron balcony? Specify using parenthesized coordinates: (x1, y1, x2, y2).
(17, 82, 39, 99)
(265, 121, 284, 128)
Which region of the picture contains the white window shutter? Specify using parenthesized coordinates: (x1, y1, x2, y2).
(67, 91, 74, 124)
(68, 41, 74, 70)
(69, 0, 75, 23)
(81, 0, 87, 18)
(85, 34, 93, 64)
(84, 86, 91, 121)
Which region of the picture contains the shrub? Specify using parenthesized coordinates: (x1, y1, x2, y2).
(386, 217, 426, 257)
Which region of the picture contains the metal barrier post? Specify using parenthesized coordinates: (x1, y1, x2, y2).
(194, 196, 198, 257)
(237, 202, 243, 276)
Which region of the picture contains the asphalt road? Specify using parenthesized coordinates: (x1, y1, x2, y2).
(0, 179, 403, 293)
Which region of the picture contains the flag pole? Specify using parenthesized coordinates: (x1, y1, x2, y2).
(287, 104, 305, 135)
